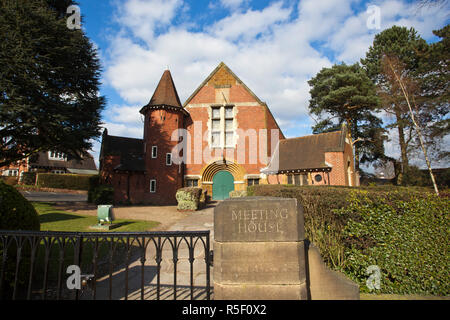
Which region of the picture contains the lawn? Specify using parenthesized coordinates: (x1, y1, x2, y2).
(33, 202, 160, 232)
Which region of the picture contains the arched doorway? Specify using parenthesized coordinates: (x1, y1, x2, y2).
(212, 171, 234, 200)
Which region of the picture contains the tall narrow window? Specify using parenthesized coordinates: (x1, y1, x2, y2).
(225, 106, 234, 147)
(287, 175, 293, 184)
(166, 153, 172, 166)
(150, 180, 156, 193)
(211, 107, 221, 147)
(152, 146, 157, 158)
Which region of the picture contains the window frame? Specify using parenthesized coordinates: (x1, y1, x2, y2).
(151, 146, 158, 159)
(186, 179, 199, 187)
(166, 153, 172, 166)
(150, 179, 156, 193)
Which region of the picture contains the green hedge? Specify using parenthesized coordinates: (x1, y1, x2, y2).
(36, 173, 92, 190)
(87, 175, 114, 205)
(338, 192, 449, 295)
(247, 185, 449, 295)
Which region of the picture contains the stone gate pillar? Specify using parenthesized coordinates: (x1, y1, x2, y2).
(213, 197, 359, 300)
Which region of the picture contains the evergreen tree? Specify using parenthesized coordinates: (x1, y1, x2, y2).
(0, 0, 105, 167)
(361, 26, 429, 183)
(308, 63, 385, 173)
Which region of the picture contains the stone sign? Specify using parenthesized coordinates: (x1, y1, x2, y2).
(214, 197, 305, 242)
(213, 196, 360, 300)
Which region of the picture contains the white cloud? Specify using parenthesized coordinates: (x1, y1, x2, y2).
(220, 0, 248, 10)
(115, 0, 183, 42)
(210, 2, 292, 41)
(102, 0, 449, 146)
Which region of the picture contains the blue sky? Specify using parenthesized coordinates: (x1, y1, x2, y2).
(75, 0, 449, 169)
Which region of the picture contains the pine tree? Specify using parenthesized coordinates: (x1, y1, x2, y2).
(361, 26, 429, 183)
(0, 0, 105, 167)
(308, 63, 385, 173)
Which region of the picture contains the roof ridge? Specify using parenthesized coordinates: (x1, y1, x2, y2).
(282, 130, 342, 141)
(106, 134, 143, 141)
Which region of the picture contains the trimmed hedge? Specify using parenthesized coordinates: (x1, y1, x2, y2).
(247, 185, 449, 295)
(36, 173, 92, 191)
(338, 191, 449, 295)
(176, 187, 202, 211)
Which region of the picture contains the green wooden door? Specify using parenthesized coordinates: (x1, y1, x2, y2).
(212, 171, 234, 200)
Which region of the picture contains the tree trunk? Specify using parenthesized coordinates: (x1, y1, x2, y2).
(394, 107, 409, 185)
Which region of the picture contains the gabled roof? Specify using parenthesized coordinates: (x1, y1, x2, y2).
(140, 69, 188, 116)
(263, 126, 348, 174)
(29, 152, 97, 171)
(99, 130, 145, 172)
(183, 62, 266, 107)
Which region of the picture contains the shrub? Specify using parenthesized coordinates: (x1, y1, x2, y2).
(20, 172, 36, 185)
(176, 188, 202, 211)
(337, 191, 449, 296)
(0, 180, 40, 231)
(91, 185, 114, 205)
(0, 176, 18, 186)
(229, 190, 247, 198)
(36, 173, 92, 190)
(0, 181, 40, 298)
(247, 184, 448, 295)
(87, 175, 100, 203)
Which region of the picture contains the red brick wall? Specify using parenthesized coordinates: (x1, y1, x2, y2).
(324, 133, 356, 186)
(141, 108, 185, 205)
(185, 82, 284, 179)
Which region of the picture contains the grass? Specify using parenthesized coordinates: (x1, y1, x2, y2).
(33, 202, 160, 232)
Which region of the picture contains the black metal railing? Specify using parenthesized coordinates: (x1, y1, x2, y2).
(0, 230, 211, 300)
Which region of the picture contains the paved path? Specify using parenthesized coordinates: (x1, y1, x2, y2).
(76, 202, 218, 300)
(21, 191, 88, 202)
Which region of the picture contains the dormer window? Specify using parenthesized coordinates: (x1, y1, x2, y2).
(48, 151, 67, 161)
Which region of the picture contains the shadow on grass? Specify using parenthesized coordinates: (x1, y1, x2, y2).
(39, 212, 84, 223)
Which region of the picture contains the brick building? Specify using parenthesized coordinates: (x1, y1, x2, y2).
(99, 62, 358, 205)
(1, 151, 97, 179)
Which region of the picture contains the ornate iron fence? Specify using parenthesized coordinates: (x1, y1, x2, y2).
(0, 230, 211, 300)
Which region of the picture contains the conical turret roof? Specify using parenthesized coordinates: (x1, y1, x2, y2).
(140, 70, 188, 115)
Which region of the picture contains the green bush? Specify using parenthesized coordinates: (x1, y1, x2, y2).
(0, 180, 40, 231)
(229, 190, 247, 198)
(36, 173, 92, 190)
(0, 181, 40, 299)
(87, 176, 114, 205)
(337, 191, 449, 296)
(176, 187, 202, 211)
(20, 172, 36, 185)
(90, 185, 114, 205)
(247, 184, 448, 295)
(0, 176, 18, 186)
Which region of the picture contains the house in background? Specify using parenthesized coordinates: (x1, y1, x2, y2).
(262, 126, 358, 187)
(1, 151, 98, 179)
(99, 62, 358, 205)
